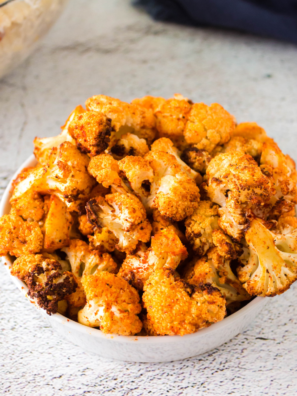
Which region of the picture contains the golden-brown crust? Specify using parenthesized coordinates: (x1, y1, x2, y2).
(68, 110, 113, 156)
(184, 248, 250, 305)
(143, 269, 226, 335)
(207, 151, 276, 240)
(0, 214, 43, 257)
(78, 272, 142, 335)
(184, 103, 235, 152)
(154, 94, 192, 145)
(185, 201, 219, 255)
(78, 214, 95, 236)
(86, 94, 156, 143)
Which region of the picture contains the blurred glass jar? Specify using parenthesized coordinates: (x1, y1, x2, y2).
(0, 0, 68, 79)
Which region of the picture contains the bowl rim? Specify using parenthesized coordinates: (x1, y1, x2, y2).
(1, 154, 265, 344)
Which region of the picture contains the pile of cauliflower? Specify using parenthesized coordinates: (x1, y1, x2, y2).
(2, 93, 297, 337)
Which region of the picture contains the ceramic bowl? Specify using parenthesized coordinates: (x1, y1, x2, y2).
(0, 155, 267, 362)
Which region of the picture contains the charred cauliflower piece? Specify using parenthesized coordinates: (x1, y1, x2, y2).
(207, 151, 275, 240)
(181, 147, 212, 174)
(68, 109, 113, 156)
(88, 153, 130, 194)
(0, 213, 43, 257)
(184, 248, 250, 305)
(47, 142, 96, 210)
(85, 95, 156, 143)
(143, 269, 226, 335)
(184, 103, 235, 152)
(11, 254, 77, 314)
(62, 239, 117, 309)
(118, 155, 154, 197)
(78, 272, 142, 335)
(151, 137, 200, 181)
(118, 229, 187, 290)
(237, 218, 297, 297)
(111, 133, 149, 159)
(86, 193, 152, 253)
(185, 201, 220, 255)
(212, 229, 242, 260)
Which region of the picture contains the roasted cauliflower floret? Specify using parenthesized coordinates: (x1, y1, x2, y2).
(88, 154, 129, 194)
(237, 218, 297, 297)
(207, 151, 275, 240)
(0, 213, 43, 257)
(233, 122, 268, 142)
(47, 142, 96, 210)
(78, 272, 142, 335)
(212, 229, 242, 260)
(153, 94, 192, 146)
(62, 239, 117, 278)
(153, 171, 200, 221)
(185, 201, 220, 255)
(151, 209, 185, 242)
(181, 147, 212, 174)
(11, 254, 77, 314)
(121, 150, 200, 221)
(62, 239, 117, 309)
(78, 214, 95, 236)
(151, 137, 199, 181)
(86, 193, 152, 253)
(118, 156, 154, 197)
(184, 248, 250, 305)
(68, 109, 113, 156)
(118, 229, 187, 290)
(261, 139, 297, 205)
(65, 274, 87, 309)
(222, 136, 263, 158)
(85, 95, 156, 143)
(43, 195, 73, 252)
(220, 122, 268, 158)
(184, 103, 235, 152)
(111, 133, 149, 159)
(10, 190, 45, 222)
(88, 228, 118, 252)
(143, 269, 226, 335)
(10, 165, 50, 205)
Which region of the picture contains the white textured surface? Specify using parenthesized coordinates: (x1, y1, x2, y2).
(1, 0, 297, 394)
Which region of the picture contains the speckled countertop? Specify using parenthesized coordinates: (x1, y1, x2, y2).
(1, 1, 297, 394)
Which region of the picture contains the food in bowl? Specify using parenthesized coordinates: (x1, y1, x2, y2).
(1, 94, 297, 338)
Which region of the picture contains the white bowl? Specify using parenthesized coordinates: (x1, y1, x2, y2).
(0, 155, 267, 362)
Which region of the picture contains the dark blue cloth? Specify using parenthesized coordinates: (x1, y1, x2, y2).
(134, 0, 297, 43)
